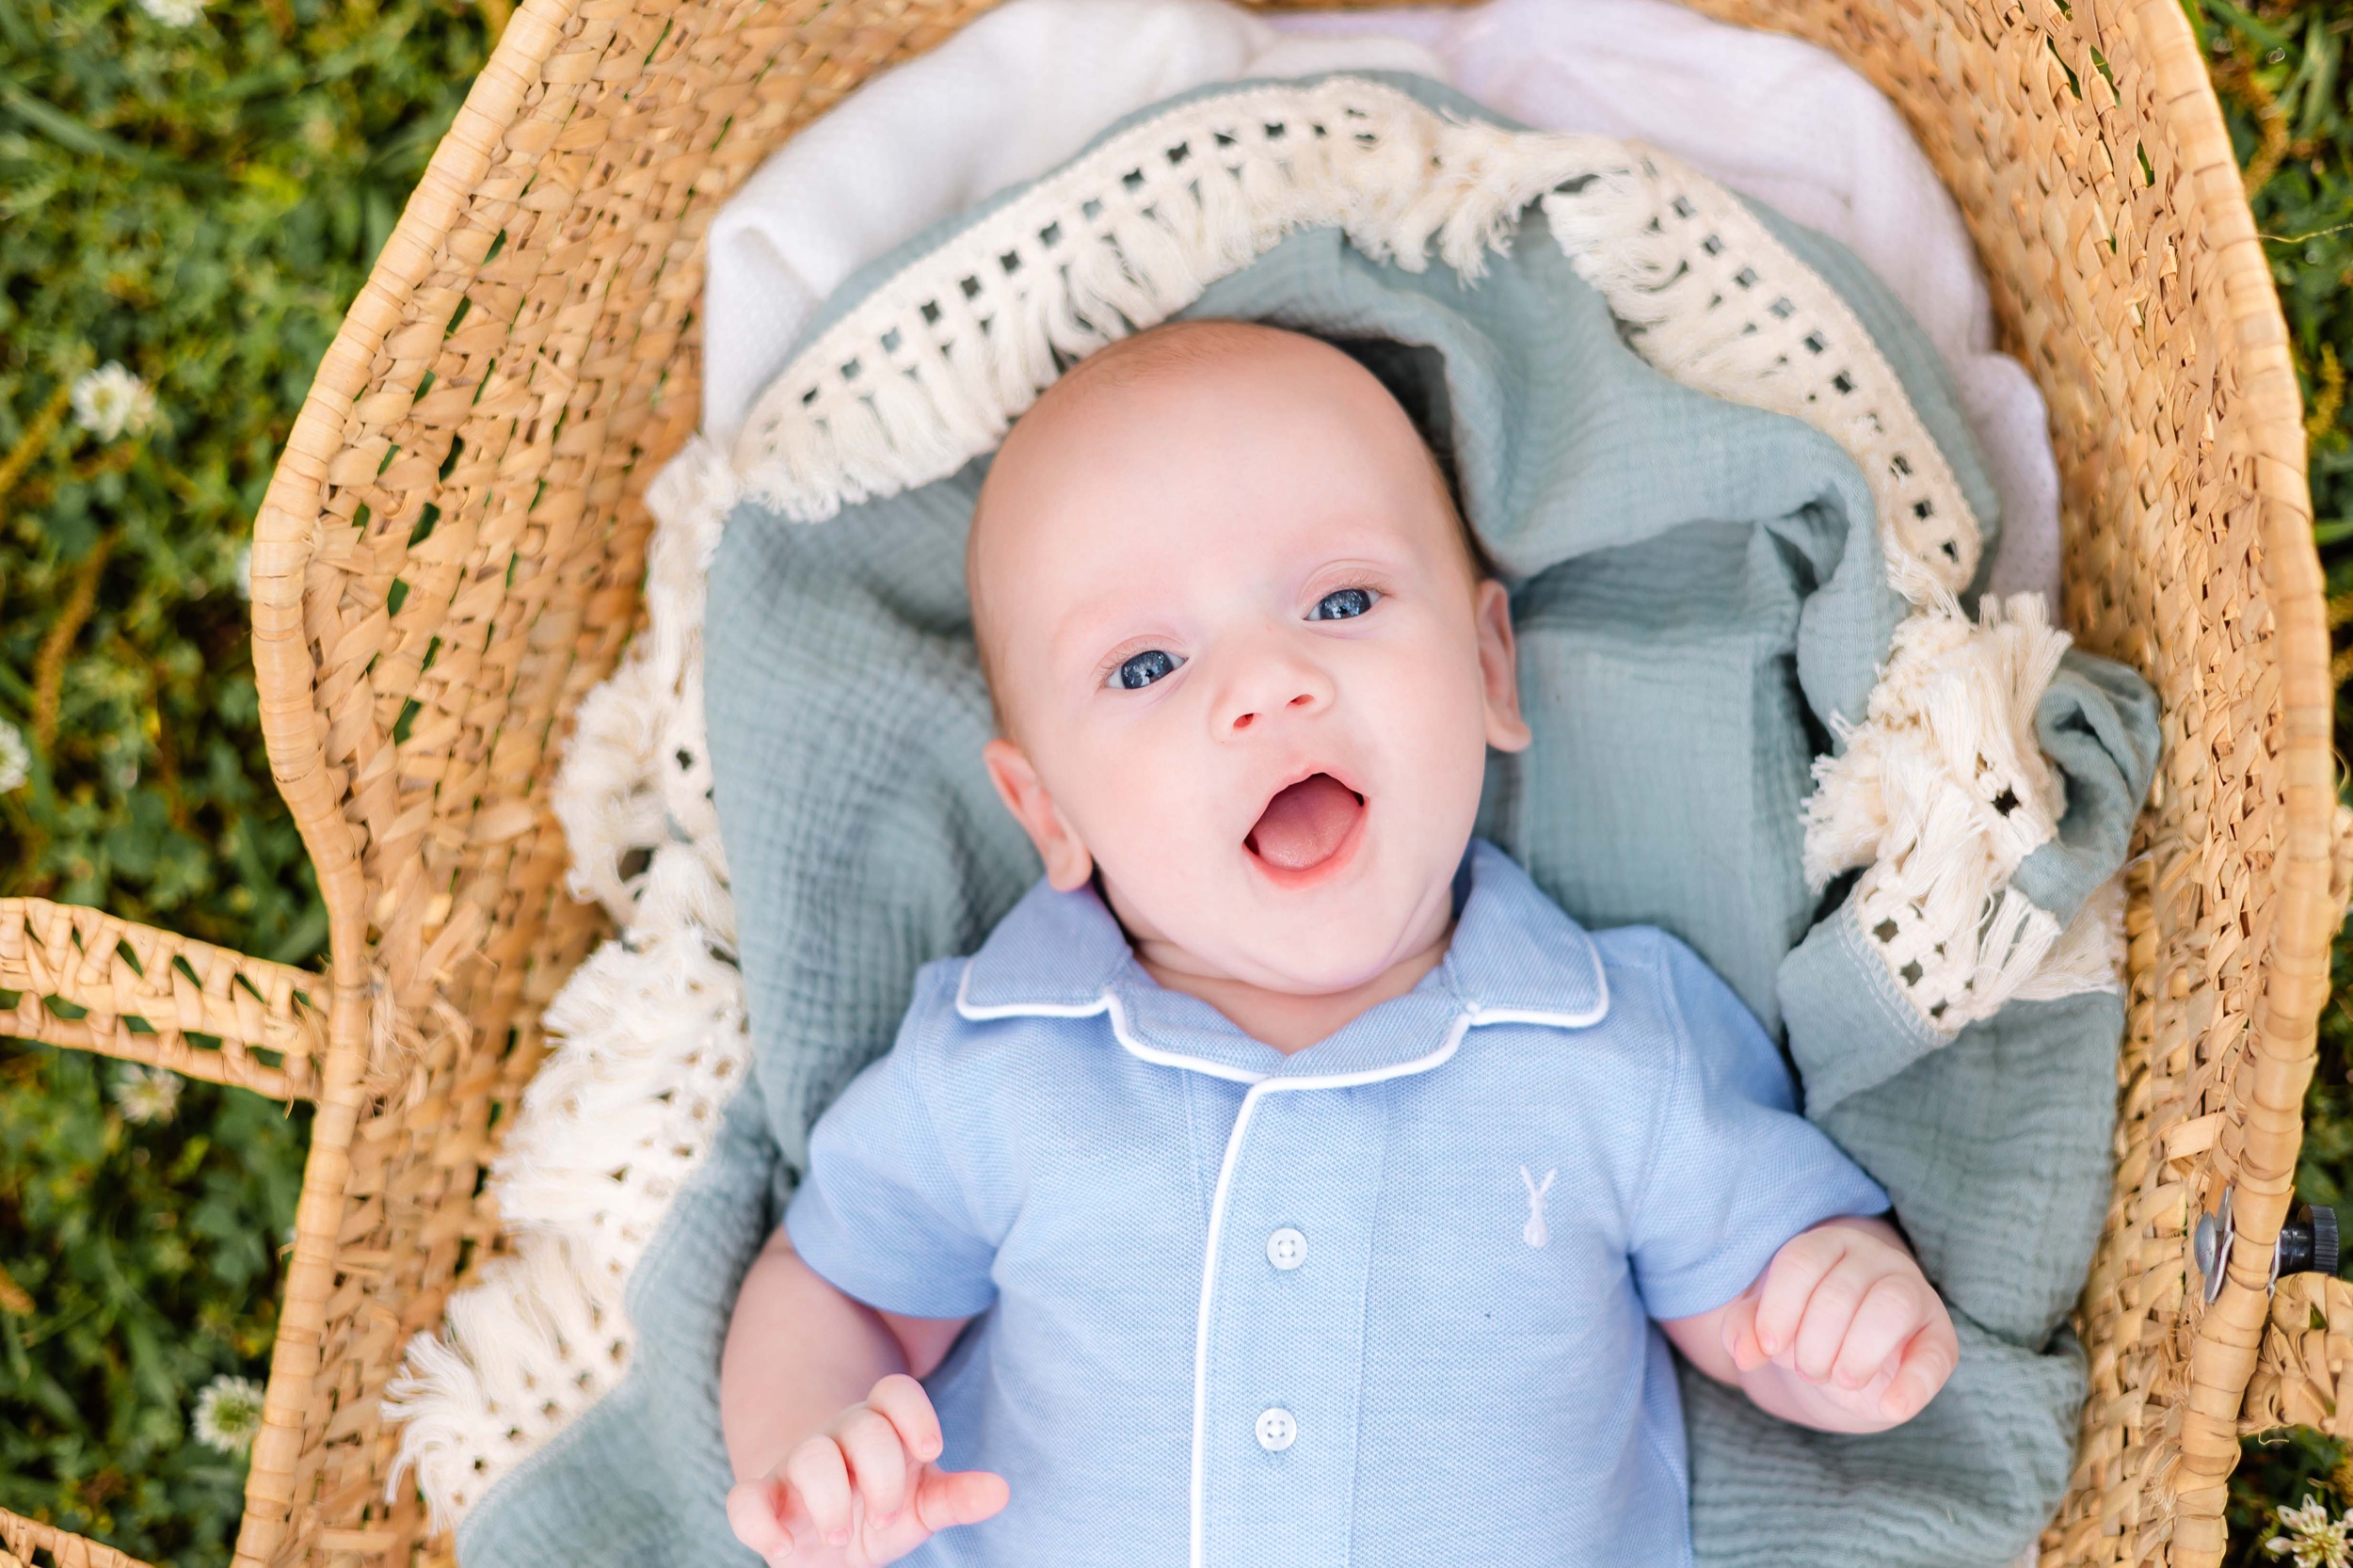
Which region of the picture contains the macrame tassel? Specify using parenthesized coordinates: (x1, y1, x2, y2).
(1806, 594, 2118, 1033)
(557, 660, 675, 926)
(2015, 873, 2127, 1002)
(552, 437, 733, 923)
(383, 1240, 631, 1530)
(733, 77, 1981, 618)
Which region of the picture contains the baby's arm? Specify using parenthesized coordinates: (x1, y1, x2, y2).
(721, 1230, 1005, 1566)
(1659, 1215, 1957, 1433)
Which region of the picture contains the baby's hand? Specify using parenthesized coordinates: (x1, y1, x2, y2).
(725, 1374, 1008, 1567)
(1717, 1218, 1957, 1427)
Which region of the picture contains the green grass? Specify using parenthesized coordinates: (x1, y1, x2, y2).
(0, 0, 2346, 1563)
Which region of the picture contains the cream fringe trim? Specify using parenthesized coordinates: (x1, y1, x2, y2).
(385, 75, 2112, 1531)
(1805, 593, 2121, 1033)
(734, 77, 1979, 603)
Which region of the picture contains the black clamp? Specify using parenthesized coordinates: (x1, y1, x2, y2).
(2276, 1202, 2341, 1282)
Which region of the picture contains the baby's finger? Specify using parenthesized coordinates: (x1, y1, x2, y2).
(866, 1373, 946, 1466)
(1751, 1229, 1846, 1359)
(915, 1466, 1011, 1534)
(1789, 1259, 1875, 1382)
(784, 1435, 856, 1548)
(1877, 1322, 1959, 1424)
(832, 1404, 915, 1528)
(725, 1477, 797, 1563)
(1828, 1275, 1930, 1391)
(1718, 1291, 1769, 1374)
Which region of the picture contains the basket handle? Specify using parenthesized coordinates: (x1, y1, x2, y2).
(0, 899, 326, 1103)
(0, 1507, 153, 1568)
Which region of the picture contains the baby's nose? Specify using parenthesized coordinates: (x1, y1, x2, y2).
(1219, 655, 1332, 734)
(1229, 690, 1318, 732)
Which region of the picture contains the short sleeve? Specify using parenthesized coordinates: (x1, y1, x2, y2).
(1629, 935, 1890, 1321)
(784, 983, 1000, 1320)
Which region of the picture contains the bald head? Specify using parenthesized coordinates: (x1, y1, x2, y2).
(968, 320, 1478, 735)
(963, 318, 1532, 1001)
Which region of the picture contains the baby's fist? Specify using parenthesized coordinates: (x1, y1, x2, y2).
(726, 1374, 1008, 1567)
(1721, 1218, 1956, 1428)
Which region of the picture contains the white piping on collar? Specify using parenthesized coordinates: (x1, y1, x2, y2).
(952, 957, 1119, 1021)
(953, 962, 1272, 1084)
(952, 944, 1614, 1052)
(1455, 992, 1611, 1032)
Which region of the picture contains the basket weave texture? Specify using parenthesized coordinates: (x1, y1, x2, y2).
(11, 0, 2328, 1564)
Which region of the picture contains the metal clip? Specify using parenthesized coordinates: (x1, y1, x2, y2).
(2193, 1188, 2233, 1304)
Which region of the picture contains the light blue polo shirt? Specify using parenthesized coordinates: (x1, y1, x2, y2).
(785, 840, 1889, 1568)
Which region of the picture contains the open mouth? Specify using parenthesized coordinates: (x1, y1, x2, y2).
(1244, 773, 1367, 875)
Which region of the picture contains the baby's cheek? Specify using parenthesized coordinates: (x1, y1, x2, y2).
(1075, 724, 1231, 876)
(1369, 639, 1491, 801)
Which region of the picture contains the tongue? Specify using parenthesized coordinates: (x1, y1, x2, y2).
(1246, 774, 1364, 872)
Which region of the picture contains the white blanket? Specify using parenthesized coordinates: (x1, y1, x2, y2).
(703, 0, 2059, 600)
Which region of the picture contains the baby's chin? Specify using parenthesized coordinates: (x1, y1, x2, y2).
(1144, 932, 1415, 999)
(1132, 862, 1457, 997)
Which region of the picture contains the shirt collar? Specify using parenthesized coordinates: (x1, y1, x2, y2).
(954, 839, 1609, 1084)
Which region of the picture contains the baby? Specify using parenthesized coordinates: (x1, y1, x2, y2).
(719, 321, 1958, 1567)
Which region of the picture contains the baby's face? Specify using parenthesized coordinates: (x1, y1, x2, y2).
(972, 324, 1529, 997)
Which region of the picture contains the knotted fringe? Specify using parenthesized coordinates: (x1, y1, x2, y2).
(385, 78, 2110, 1530)
(734, 77, 1979, 603)
(380, 1240, 627, 1524)
(1805, 593, 2122, 1033)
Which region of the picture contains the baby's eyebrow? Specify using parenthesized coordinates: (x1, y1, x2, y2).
(1047, 600, 1145, 673)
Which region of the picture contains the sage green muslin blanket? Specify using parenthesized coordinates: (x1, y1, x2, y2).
(458, 73, 2158, 1568)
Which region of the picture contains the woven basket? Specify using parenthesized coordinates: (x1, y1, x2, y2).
(7, 0, 2333, 1563)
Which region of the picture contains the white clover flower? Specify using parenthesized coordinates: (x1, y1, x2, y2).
(112, 1063, 182, 1125)
(191, 1374, 265, 1454)
(136, 0, 208, 24)
(233, 541, 253, 601)
(71, 362, 158, 440)
(0, 722, 29, 794)
(2270, 1496, 2353, 1568)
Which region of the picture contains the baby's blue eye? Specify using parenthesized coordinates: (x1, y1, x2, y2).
(1309, 587, 1378, 621)
(1113, 649, 1180, 690)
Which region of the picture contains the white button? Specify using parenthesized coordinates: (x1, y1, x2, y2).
(1256, 1407, 1297, 1451)
(1266, 1227, 1307, 1271)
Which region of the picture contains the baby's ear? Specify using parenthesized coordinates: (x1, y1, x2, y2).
(983, 739, 1096, 890)
(1474, 579, 1532, 754)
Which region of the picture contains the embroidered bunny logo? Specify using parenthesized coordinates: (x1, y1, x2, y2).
(1521, 1165, 1556, 1249)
